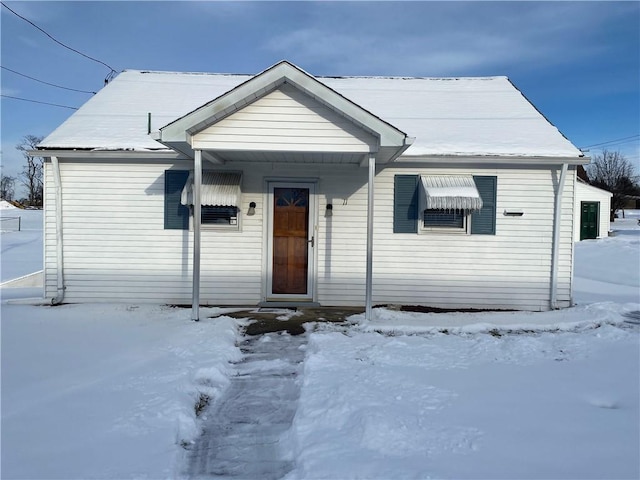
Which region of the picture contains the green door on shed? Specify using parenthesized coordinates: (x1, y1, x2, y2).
(580, 201, 599, 240)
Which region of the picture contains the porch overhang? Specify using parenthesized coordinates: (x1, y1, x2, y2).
(153, 60, 412, 164)
(163, 61, 411, 322)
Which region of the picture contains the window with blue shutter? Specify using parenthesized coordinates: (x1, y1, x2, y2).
(164, 170, 190, 230)
(471, 176, 497, 235)
(394, 175, 419, 233)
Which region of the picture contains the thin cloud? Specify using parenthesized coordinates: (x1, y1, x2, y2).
(262, 2, 635, 77)
(1, 1, 61, 24)
(16, 34, 40, 49)
(185, 1, 264, 19)
(0, 86, 20, 96)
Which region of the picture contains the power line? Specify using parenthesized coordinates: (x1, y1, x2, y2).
(1, 1, 118, 82)
(1, 94, 78, 110)
(1, 66, 96, 94)
(580, 135, 640, 149)
(591, 140, 640, 151)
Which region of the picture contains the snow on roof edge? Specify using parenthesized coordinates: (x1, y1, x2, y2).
(400, 151, 586, 160)
(504, 77, 583, 157)
(122, 67, 507, 82)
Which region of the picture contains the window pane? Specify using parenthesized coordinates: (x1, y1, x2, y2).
(274, 188, 308, 207)
(202, 206, 237, 225)
(424, 209, 464, 228)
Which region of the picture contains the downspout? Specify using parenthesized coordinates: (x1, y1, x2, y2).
(362, 136, 412, 321)
(51, 156, 65, 304)
(550, 163, 568, 310)
(191, 150, 202, 321)
(365, 153, 375, 322)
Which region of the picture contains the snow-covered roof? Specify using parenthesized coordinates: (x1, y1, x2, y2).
(40, 67, 583, 158)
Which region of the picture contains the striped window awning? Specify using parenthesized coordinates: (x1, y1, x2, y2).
(420, 175, 483, 211)
(181, 171, 242, 206)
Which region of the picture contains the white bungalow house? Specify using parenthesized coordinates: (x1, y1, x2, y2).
(37, 61, 588, 319)
(574, 179, 612, 241)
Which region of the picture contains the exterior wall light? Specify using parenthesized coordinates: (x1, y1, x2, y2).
(247, 202, 256, 216)
(325, 204, 333, 218)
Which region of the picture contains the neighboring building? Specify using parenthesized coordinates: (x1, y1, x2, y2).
(622, 197, 640, 210)
(37, 61, 587, 317)
(574, 179, 612, 241)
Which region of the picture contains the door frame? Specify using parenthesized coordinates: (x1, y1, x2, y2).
(263, 179, 318, 302)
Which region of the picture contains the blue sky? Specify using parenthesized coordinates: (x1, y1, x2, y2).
(1, 1, 639, 197)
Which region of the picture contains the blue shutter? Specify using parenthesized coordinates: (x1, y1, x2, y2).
(394, 175, 419, 233)
(164, 170, 190, 230)
(471, 176, 497, 235)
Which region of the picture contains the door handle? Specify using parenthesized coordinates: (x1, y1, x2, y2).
(308, 236, 314, 248)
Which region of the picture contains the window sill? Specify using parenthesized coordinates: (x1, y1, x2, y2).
(419, 227, 469, 235)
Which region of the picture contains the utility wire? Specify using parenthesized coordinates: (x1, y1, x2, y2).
(1, 94, 78, 110)
(1, 1, 118, 82)
(580, 135, 640, 149)
(1, 66, 96, 94)
(591, 140, 640, 151)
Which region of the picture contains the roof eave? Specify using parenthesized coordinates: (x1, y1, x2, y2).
(396, 153, 590, 166)
(33, 148, 189, 160)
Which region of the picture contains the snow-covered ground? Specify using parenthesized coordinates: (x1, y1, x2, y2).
(1, 212, 638, 479)
(0, 203, 43, 283)
(290, 320, 638, 480)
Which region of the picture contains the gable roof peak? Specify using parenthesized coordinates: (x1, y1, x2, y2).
(158, 59, 409, 154)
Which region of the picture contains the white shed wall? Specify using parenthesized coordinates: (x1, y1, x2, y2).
(574, 181, 612, 241)
(44, 159, 575, 311)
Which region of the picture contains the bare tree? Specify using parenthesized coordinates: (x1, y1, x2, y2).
(1, 172, 16, 201)
(587, 149, 640, 221)
(16, 135, 44, 207)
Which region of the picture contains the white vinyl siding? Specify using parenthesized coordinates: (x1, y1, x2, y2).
(43, 159, 263, 305)
(191, 84, 377, 154)
(372, 165, 575, 311)
(44, 159, 575, 311)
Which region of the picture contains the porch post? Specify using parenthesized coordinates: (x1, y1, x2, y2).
(192, 149, 202, 321)
(550, 163, 568, 310)
(365, 153, 375, 321)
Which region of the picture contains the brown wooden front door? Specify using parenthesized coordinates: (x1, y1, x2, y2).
(272, 187, 310, 294)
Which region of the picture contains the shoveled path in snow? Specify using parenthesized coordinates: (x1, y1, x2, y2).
(185, 330, 306, 479)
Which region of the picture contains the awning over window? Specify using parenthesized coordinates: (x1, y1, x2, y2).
(181, 172, 241, 206)
(420, 175, 483, 211)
